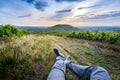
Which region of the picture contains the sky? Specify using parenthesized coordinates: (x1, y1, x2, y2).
(0, 0, 120, 26)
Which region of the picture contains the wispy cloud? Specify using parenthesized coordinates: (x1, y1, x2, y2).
(56, 9, 72, 13)
(76, 11, 120, 19)
(18, 14, 32, 18)
(50, 13, 65, 21)
(55, 0, 84, 2)
(0, 11, 14, 16)
(77, 5, 100, 10)
(50, 9, 73, 22)
(89, 11, 120, 19)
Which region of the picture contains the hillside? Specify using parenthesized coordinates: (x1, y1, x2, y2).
(19, 24, 80, 34)
(0, 34, 120, 80)
(47, 24, 79, 31)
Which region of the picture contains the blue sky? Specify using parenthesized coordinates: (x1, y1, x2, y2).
(0, 0, 120, 26)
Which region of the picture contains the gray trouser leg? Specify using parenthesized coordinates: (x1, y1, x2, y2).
(68, 63, 89, 78)
(68, 63, 111, 80)
(47, 56, 66, 80)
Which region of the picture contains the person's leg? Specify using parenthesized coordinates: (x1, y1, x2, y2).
(65, 56, 111, 80)
(90, 66, 111, 80)
(65, 56, 89, 78)
(47, 48, 66, 80)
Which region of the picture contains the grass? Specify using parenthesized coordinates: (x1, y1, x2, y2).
(0, 34, 120, 80)
(51, 36, 120, 80)
(0, 35, 55, 80)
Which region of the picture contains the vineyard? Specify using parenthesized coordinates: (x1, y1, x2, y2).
(41, 30, 120, 44)
(67, 30, 120, 44)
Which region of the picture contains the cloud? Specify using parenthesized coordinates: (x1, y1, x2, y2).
(23, 0, 34, 4)
(0, 11, 13, 16)
(36, 17, 45, 21)
(56, 9, 72, 13)
(55, 0, 84, 2)
(50, 14, 65, 21)
(49, 9, 73, 21)
(90, 11, 120, 19)
(50, 8, 73, 21)
(49, 12, 71, 21)
(18, 14, 31, 18)
(22, 0, 48, 11)
(77, 5, 100, 10)
(76, 11, 120, 19)
(1, 0, 120, 26)
(34, 1, 48, 11)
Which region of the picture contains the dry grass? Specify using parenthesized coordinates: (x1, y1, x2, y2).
(51, 36, 120, 80)
(0, 34, 120, 80)
(0, 35, 55, 80)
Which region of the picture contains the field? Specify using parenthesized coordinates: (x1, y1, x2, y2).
(0, 34, 120, 80)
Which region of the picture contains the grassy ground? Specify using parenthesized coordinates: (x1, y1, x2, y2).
(0, 34, 120, 80)
(0, 35, 55, 80)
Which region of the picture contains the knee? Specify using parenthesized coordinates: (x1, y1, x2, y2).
(95, 66, 107, 72)
(90, 66, 111, 80)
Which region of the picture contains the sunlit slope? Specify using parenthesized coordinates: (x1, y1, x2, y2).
(0, 35, 120, 80)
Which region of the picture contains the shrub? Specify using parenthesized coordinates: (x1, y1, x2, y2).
(0, 24, 27, 37)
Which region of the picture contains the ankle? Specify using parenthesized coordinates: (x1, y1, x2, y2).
(65, 55, 72, 67)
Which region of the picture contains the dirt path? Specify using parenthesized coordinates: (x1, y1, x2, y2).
(51, 36, 84, 64)
(50, 36, 83, 80)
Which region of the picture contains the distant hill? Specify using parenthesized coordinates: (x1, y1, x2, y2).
(47, 24, 79, 31)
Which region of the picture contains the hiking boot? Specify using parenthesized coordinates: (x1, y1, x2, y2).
(54, 48, 64, 58)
